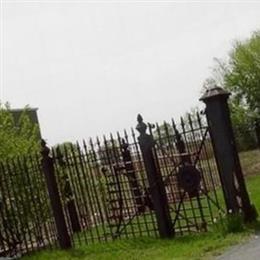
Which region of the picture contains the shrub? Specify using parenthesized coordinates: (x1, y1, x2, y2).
(213, 211, 245, 236)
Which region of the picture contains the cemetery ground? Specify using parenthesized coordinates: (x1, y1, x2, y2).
(22, 149, 260, 260)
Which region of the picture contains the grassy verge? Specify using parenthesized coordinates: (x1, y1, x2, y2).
(239, 149, 260, 177)
(22, 232, 249, 260)
(23, 150, 260, 260)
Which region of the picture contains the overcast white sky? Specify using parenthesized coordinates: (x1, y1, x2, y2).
(1, 0, 260, 145)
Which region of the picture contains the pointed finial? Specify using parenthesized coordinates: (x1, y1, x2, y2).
(136, 114, 147, 135)
(121, 138, 128, 150)
(137, 114, 143, 123)
(41, 138, 50, 157)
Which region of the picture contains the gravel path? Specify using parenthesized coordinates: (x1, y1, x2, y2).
(216, 234, 260, 260)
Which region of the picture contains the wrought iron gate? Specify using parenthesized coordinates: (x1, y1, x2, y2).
(95, 113, 224, 239)
(52, 112, 225, 243)
(0, 87, 256, 258)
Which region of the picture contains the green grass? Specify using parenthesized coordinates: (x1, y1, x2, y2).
(22, 233, 249, 260)
(239, 149, 260, 177)
(22, 149, 260, 260)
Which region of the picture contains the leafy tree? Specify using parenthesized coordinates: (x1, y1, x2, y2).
(204, 31, 260, 113)
(0, 103, 40, 159)
(152, 122, 174, 144)
(153, 107, 205, 147)
(204, 30, 260, 150)
(224, 31, 260, 113)
(0, 103, 42, 252)
(97, 139, 121, 166)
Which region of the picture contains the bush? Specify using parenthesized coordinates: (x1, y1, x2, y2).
(0, 103, 42, 253)
(213, 212, 245, 236)
(0, 103, 40, 159)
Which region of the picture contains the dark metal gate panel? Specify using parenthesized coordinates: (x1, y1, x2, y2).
(52, 134, 159, 245)
(0, 113, 225, 257)
(150, 114, 223, 234)
(51, 113, 224, 245)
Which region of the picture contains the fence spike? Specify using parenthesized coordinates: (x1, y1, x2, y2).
(180, 116, 185, 132)
(188, 114, 193, 129)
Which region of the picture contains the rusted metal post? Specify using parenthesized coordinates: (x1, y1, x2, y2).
(200, 87, 257, 222)
(136, 115, 174, 238)
(41, 140, 71, 249)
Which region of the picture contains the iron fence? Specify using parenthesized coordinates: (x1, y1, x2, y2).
(51, 113, 223, 245)
(0, 113, 225, 257)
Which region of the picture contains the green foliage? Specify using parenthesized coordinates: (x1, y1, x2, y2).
(22, 232, 249, 260)
(97, 139, 120, 166)
(224, 31, 260, 113)
(213, 212, 245, 237)
(0, 103, 40, 159)
(231, 104, 257, 151)
(0, 103, 43, 250)
(53, 142, 79, 156)
(205, 30, 260, 114)
(226, 31, 260, 150)
(205, 30, 260, 150)
(152, 122, 174, 145)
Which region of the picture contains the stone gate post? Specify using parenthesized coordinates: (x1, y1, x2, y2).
(200, 87, 257, 222)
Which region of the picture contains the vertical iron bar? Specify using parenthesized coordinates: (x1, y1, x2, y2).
(172, 119, 190, 233)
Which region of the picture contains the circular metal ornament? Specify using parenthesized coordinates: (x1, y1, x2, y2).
(177, 164, 201, 197)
